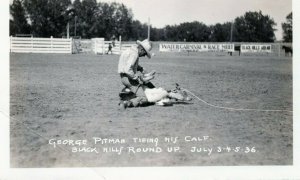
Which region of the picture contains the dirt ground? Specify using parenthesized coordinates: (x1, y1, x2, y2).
(10, 52, 292, 167)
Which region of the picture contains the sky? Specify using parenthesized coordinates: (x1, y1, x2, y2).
(99, 0, 292, 40)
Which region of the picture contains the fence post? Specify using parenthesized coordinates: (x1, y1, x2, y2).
(94, 39, 96, 54)
(102, 39, 105, 55)
(31, 36, 33, 52)
(278, 43, 281, 57)
(119, 35, 122, 54)
(70, 38, 73, 54)
(50, 36, 53, 53)
(10, 36, 12, 53)
(94, 39, 97, 54)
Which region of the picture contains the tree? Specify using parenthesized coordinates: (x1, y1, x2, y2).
(78, 0, 98, 38)
(70, 0, 82, 37)
(150, 28, 166, 41)
(73, 1, 134, 39)
(131, 20, 148, 40)
(234, 11, 276, 42)
(113, 3, 133, 40)
(210, 22, 232, 42)
(282, 12, 292, 42)
(23, 0, 72, 37)
(10, 0, 31, 36)
(163, 21, 210, 42)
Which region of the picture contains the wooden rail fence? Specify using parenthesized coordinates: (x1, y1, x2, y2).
(10, 36, 72, 54)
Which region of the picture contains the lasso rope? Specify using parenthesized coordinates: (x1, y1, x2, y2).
(182, 88, 293, 113)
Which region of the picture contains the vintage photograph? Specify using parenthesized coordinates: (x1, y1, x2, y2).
(8, 0, 293, 169)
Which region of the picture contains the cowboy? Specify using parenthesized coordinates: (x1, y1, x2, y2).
(118, 39, 155, 108)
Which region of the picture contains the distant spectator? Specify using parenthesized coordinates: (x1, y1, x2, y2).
(106, 43, 113, 54)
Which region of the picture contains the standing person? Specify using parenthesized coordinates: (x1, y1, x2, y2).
(118, 39, 155, 108)
(106, 43, 113, 54)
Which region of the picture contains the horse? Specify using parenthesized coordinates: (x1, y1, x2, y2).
(282, 45, 293, 57)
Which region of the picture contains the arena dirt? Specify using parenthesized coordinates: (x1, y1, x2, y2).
(10, 53, 292, 167)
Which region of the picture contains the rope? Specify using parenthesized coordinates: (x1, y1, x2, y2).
(182, 88, 293, 113)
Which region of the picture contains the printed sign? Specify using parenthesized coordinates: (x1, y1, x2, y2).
(241, 44, 272, 53)
(159, 43, 235, 52)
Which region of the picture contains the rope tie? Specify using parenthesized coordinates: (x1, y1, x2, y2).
(182, 88, 293, 113)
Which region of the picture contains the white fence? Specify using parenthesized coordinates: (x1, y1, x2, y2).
(10, 36, 72, 54)
(91, 38, 125, 55)
(91, 38, 105, 54)
(120, 43, 132, 52)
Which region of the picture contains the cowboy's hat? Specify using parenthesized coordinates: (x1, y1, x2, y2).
(137, 39, 152, 58)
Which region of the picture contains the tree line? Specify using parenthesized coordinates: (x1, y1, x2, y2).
(10, 0, 292, 42)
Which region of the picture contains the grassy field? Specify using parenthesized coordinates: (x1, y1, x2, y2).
(10, 52, 292, 167)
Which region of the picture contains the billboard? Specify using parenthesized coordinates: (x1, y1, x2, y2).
(241, 44, 272, 53)
(159, 43, 235, 52)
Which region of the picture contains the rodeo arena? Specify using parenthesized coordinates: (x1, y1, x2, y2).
(8, 15, 294, 172)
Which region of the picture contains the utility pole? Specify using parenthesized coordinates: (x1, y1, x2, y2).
(67, 22, 70, 39)
(230, 20, 234, 42)
(74, 16, 77, 37)
(148, 17, 150, 40)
